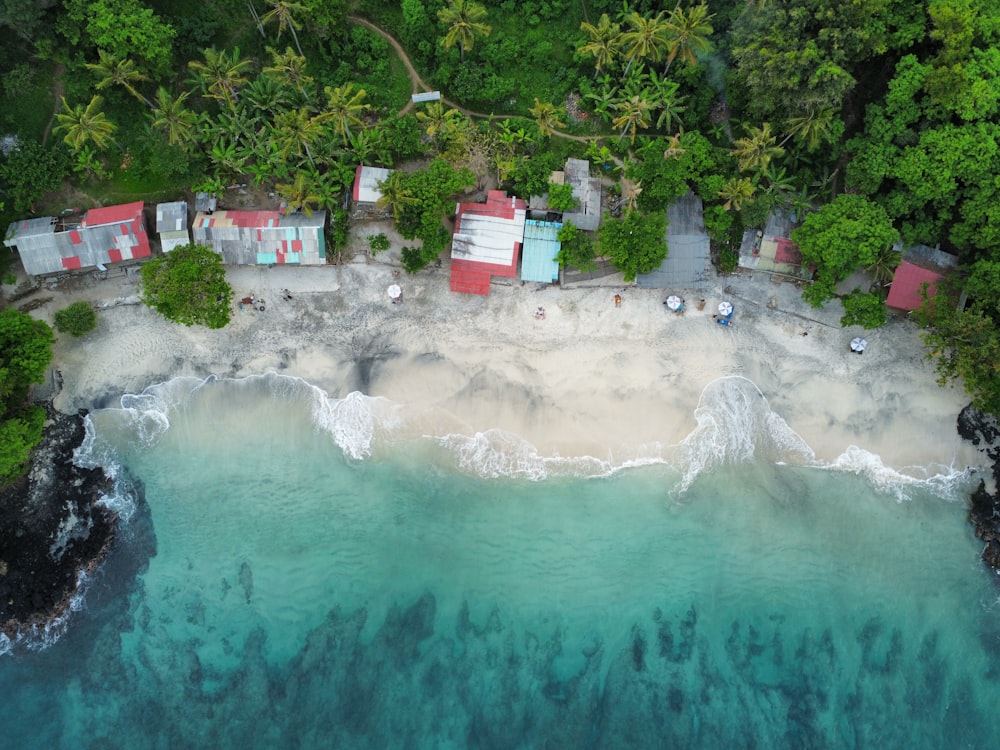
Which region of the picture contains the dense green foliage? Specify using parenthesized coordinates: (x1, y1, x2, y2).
(53, 301, 98, 337)
(840, 290, 888, 330)
(792, 195, 899, 307)
(139, 243, 233, 328)
(556, 222, 595, 271)
(597, 210, 667, 282)
(0, 309, 54, 486)
(0, 140, 70, 214)
(915, 260, 1000, 413)
(547, 182, 576, 212)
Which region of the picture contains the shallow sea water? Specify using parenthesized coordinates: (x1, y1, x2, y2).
(2, 374, 1000, 749)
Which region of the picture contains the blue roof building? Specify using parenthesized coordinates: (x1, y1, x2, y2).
(520, 219, 561, 284)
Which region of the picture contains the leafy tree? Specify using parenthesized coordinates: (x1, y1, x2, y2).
(276, 171, 324, 216)
(597, 210, 667, 282)
(367, 232, 390, 255)
(556, 222, 596, 271)
(0, 405, 46, 487)
(839, 289, 888, 329)
(914, 260, 1000, 414)
(75, 0, 177, 76)
(139, 243, 233, 329)
(0, 308, 54, 408)
(0, 140, 70, 214)
(438, 0, 492, 63)
(55, 96, 118, 152)
(392, 159, 474, 272)
(548, 182, 577, 212)
(53, 301, 98, 337)
(791, 194, 899, 307)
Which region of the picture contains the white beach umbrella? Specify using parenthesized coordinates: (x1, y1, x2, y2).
(850, 337, 868, 353)
(718, 301, 733, 317)
(666, 295, 683, 311)
(387, 284, 402, 300)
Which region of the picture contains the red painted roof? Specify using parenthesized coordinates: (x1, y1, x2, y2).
(886, 261, 944, 310)
(450, 260, 493, 294)
(227, 210, 282, 227)
(83, 201, 144, 227)
(774, 237, 802, 265)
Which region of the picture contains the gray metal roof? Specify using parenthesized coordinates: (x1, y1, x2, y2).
(4, 216, 56, 244)
(637, 191, 711, 288)
(156, 201, 188, 233)
(561, 158, 602, 231)
(191, 209, 327, 265)
(195, 192, 218, 213)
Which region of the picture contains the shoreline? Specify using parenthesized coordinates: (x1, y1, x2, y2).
(34, 260, 982, 476)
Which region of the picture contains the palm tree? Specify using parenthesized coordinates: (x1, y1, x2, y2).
(663, 4, 714, 73)
(55, 96, 118, 152)
(276, 171, 323, 216)
(85, 50, 153, 107)
(616, 178, 643, 213)
(438, 0, 492, 63)
(719, 176, 756, 212)
(260, 0, 306, 56)
(376, 171, 418, 223)
(780, 106, 837, 151)
(620, 11, 669, 75)
(662, 132, 686, 160)
(612, 94, 652, 144)
(648, 78, 686, 132)
(149, 88, 199, 147)
(416, 101, 463, 139)
(272, 107, 325, 167)
(188, 47, 254, 109)
(731, 122, 784, 173)
(529, 98, 567, 137)
(866, 245, 902, 287)
(578, 13, 622, 76)
(263, 46, 313, 94)
(322, 83, 368, 143)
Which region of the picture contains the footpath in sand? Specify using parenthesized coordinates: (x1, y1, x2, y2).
(21, 236, 980, 479)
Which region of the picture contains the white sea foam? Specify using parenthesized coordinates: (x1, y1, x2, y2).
(0, 568, 93, 656)
(435, 429, 622, 480)
(824, 444, 976, 503)
(670, 376, 815, 493)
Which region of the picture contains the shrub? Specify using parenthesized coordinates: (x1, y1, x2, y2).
(367, 233, 390, 255)
(53, 301, 98, 337)
(840, 289, 888, 329)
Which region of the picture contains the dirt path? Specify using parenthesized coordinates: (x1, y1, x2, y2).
(348, 15, 595, 144)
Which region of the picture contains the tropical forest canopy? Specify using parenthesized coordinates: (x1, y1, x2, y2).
(0, 0, 999, 407)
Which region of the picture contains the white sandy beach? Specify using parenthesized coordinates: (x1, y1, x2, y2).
(18, 228, 981, 478)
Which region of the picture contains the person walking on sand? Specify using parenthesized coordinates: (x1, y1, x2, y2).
(614, 294, 622, 307)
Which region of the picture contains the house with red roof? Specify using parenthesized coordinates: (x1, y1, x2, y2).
(3, 201, 151, 276)
(450, 190, 527, 294)
(885, 245, 957, 311)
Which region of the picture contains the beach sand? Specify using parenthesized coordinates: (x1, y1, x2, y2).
(23, 240, 980, 477)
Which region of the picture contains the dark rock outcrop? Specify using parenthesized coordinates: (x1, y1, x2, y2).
(0, 405, 116, 639)
(958, 404, 1000, 573)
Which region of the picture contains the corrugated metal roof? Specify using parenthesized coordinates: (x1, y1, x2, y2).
(520, 219, 561, 283)
(195, 192, 218, 212)
(451, 191, 526, 266)
(352, 165, 394, 203)
(412, 91, 441, 103)
(4, 203, 150, 275)
(156, 201, 188, 233)
(561, 158, 602, 231)
(191, 210, 327, 265)
(4, 216, 56, 244)
(637, 192, 711, 288)
(83, 201, 143, 227)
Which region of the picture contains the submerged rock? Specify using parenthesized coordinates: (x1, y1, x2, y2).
(958, 404, 1000, 573)
(0, 404, 116, 640)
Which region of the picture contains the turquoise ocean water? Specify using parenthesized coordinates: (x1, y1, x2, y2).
(2, 373, 1000, 748)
